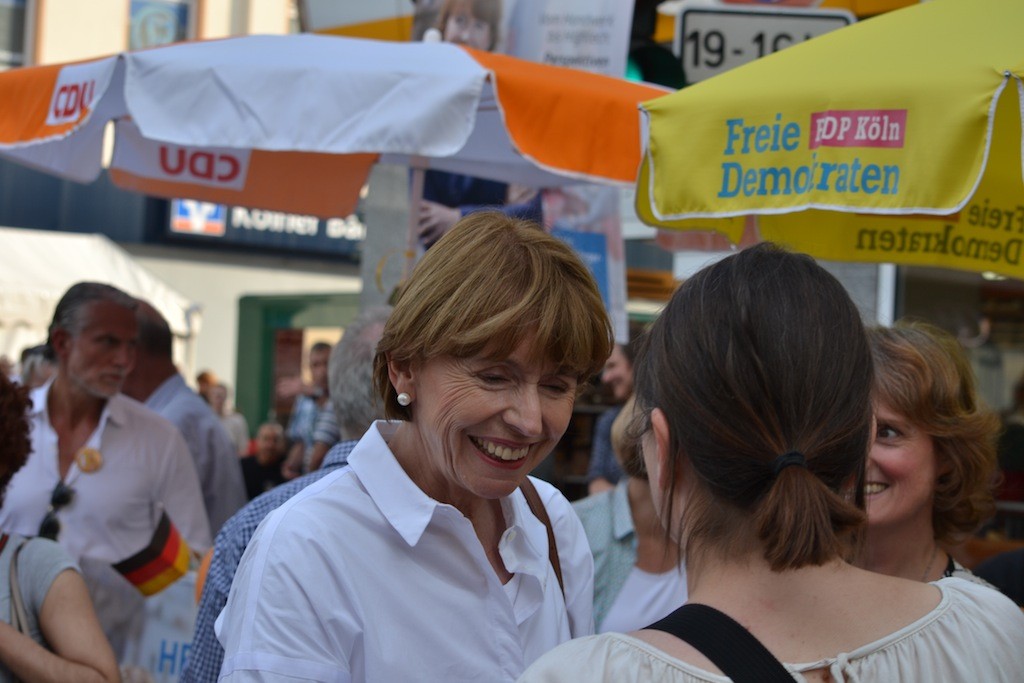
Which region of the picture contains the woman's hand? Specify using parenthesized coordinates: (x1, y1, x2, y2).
(281, 441, 305, 480)
(418, 200, 461, 247)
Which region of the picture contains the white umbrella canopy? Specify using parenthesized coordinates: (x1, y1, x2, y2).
(0, 34, 664, 218)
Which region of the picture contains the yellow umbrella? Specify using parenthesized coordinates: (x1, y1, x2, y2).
(637, 0, 1024, 277)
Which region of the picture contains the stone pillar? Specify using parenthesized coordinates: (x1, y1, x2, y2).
(359, 164, 410, 310)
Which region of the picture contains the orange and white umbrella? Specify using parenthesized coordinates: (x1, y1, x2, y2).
(0, 34, 663, 219)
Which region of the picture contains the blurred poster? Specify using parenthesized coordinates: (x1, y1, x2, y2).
(409, 0, 632, 342)
(506, 0, 633, 343)
(547, 186, 622, 327)
(120, 571, 197, 682)
(505, 0, 633, 77)
(552, 227, 610, 307)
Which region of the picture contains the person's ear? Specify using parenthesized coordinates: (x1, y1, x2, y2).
(934, 447, 954, 478)
(387, 354, 416, 396)
(49, 329, 71, 359)
(650, 407, 673, 493)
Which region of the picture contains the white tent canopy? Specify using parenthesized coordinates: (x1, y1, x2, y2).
(0, 226, 200, 375)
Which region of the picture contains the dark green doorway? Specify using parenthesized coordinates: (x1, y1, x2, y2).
(236, 293, 360, 433)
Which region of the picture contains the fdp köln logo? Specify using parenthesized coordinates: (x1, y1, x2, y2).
(171, 199, 226, 237)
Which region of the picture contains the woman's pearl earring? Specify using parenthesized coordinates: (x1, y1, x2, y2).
(397, 392, 412, 407)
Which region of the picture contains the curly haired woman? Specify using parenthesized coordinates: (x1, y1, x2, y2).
(859, 321, 1001, 584)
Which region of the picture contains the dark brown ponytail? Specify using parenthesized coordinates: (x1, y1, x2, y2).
(634, 243, 872, 570)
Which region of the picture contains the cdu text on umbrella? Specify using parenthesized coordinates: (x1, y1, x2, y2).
(159, 146, 242, 184)
(48, 81, 95, 125)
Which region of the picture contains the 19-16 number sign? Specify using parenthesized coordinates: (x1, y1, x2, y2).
(674, 4, 855, 85)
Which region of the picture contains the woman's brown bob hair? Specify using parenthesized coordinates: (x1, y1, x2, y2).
(374, 212, 613, 420)
(632, 243, 872, 572)
(867, 322, 1000, 543)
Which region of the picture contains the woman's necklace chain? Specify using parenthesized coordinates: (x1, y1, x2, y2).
(920, 545, 939, 582)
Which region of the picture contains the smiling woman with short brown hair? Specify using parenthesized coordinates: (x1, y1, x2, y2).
(219, 212, 613, 682)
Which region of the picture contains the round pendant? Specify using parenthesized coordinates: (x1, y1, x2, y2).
(75, 447, 103, 473)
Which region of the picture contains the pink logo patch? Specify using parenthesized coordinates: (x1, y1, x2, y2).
(809, 110, 907, 149)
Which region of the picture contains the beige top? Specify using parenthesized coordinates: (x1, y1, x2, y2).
(518, 578, 1024, 683)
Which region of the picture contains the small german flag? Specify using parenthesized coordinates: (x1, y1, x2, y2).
(113, 511, 191, 596)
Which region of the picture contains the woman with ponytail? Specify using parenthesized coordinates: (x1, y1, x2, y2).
(520, 243, 1024, 683)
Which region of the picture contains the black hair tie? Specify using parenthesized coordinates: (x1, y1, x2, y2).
(772, 451, 806, 476)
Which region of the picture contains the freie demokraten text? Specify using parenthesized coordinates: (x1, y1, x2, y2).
(716, 114, 902, 199)
(708, 112, 1023, 268)
(856, 200, 1024, 267)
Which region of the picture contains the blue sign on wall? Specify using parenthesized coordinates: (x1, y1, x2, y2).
(552, 228, 610, 310)
(0, 159, 362, 261)
(168, 199, 364, 259)
(171, 200, 226, 236)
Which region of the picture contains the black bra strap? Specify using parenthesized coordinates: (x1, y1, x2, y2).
(942, 552, 957, 578)
(645, 603, 794, 682)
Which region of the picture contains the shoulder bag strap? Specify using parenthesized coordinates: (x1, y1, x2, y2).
(519, 478, 565, 597)
(646, 603, 794, 683)
(9, 540, 31, 636)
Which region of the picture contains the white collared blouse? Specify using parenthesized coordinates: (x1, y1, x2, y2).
(217, 420, 594, 683)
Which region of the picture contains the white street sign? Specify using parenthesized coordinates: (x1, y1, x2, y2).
(674, 4, 855, 84)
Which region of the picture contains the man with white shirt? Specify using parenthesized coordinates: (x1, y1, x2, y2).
(0, 282, 211, 653)
(122, 299, 247, 535)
